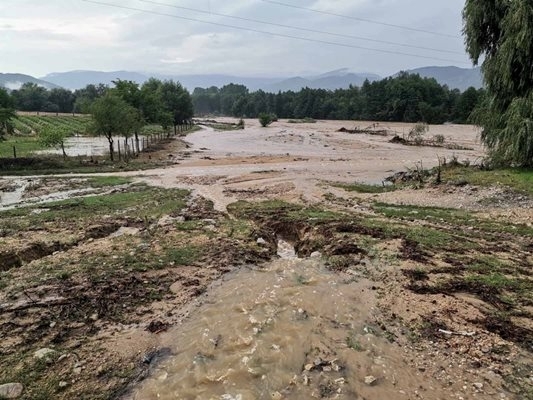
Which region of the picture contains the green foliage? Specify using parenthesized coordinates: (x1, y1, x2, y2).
(190, 74, 483, 124)
(258, 112, 274, 127)
(38, 125, 71, 158)
(334, 182, 396, 193)
(89, 94, 138, 160)
(463, 1, 533, 166)
(408, 122, 429, 144)
(0, 88, 16, 140)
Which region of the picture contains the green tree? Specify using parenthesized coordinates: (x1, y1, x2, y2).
(89, 94, 137, 161)
(38, 125, 70, 159)
(463, 1, 533, 166)
(258, 112, 274, 127)
(48, 88, 75, 114)
(11, 83, 48, 112)
(112, 79, 145, 152)
(0, 88, 16, 140)
(73, 84, 108, 113)
(159, 80, 194, 134)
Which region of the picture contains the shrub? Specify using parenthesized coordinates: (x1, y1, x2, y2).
(258, 113, 274, 127)
(433, 134, 446, 144)
(408, 123, 429, 144)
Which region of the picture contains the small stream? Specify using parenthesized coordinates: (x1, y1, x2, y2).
(130, 240, 448, 400)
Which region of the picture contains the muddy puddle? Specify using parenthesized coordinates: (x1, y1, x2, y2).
(130, 241, 453, 400)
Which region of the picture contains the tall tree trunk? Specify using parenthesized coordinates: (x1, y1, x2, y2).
(61, 142, 67, 160)
(135, 131, 140, 154)
(108, 136, 114, 161)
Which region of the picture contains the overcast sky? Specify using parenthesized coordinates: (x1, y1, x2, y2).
(0, 0, 472, 78)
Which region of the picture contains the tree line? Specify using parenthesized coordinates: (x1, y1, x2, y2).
(192, 73, 485, 124)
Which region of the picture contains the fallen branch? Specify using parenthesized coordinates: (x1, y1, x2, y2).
(438, 328, 476, 337)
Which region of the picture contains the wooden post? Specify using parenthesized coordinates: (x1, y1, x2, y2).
(13, 146, 16, 159)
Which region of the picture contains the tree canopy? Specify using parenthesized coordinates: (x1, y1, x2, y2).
(463, 0, 533, 166)
(89, 93, 138, 161)
(0, 88, 16, 140)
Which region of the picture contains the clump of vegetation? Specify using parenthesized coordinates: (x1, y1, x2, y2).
(433, 134, 446, 144)
(258, 113, 276, 127)
(334, 182, 396, 194)
(38, 125, 71, 159)
(407, 123, 429, 145)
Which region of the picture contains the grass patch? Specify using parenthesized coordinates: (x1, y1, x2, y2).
(334, 182, 396, 194)
(442, 165, 533, 196)
(86, 176, 133, 188)
(0, 186, 189, 222)
(0, 136, 45, 157)
(372, 202, 533, 237)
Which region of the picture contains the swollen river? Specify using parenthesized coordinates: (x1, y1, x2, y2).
(130, 241, 447, 399)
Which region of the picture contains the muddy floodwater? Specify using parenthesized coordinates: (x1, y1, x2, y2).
(130, 241, 448, 400)
(36, 135, 146, 157)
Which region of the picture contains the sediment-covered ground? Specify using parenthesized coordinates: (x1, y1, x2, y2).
(0, 119, 531, 399)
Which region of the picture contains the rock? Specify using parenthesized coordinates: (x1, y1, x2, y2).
(310, 251, 322, 258)
(34, 348, 56, 360)
(473, 382, 484, 390)
(0, 383, 24, 398)
(256, 237, 267, 245)
(110, 227, 140, 238)
(364, 375, 378, 386)
(58, 381, 68, 388)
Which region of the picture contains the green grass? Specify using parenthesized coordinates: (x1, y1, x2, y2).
(334, 182, 396, 194)
(0, 186, 189, 222)
(372, 202, 533, 237)
(442, 165, 533, 196)
(86, 176, 133, 188)
(0, 136, 45, 157)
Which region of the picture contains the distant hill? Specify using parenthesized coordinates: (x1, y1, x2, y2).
(40, 70, 279, 92)
(263, 69, 381, 92)
(41, 70, 150, 90)
(3, 66, 483, 93)
(40, 68, 380, 92)
(0, 73, 60, 91)
(400, 66, 483, 91)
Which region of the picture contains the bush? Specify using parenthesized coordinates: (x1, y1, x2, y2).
(258, 113, 275, 127)
(408, 123, 429, 144)
(433, 134, 446, 144)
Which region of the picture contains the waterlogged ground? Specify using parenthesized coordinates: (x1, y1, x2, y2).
(0, 119, 532, 400)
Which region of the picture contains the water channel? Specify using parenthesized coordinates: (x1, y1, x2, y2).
(130, 241, 447, 400)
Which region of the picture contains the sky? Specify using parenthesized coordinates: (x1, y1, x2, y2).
(0, 0, 473, 78)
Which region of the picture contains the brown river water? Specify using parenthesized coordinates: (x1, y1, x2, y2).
(129, 241, 451, 400)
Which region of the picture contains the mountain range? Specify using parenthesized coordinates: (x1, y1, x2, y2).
(0, 73, 60, 91)
(0, 66, 482, 93)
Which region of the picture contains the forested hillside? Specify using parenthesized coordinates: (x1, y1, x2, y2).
(193, 73, 484, 124)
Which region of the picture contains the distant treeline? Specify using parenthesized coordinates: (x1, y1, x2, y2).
(192, 72, 485, 124)
(3, 72, 484, 125)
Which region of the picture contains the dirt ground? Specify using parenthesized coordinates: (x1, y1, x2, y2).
(0, 119, 531, 399)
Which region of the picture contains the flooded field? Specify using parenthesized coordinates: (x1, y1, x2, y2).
(0, 119, 531, 400)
